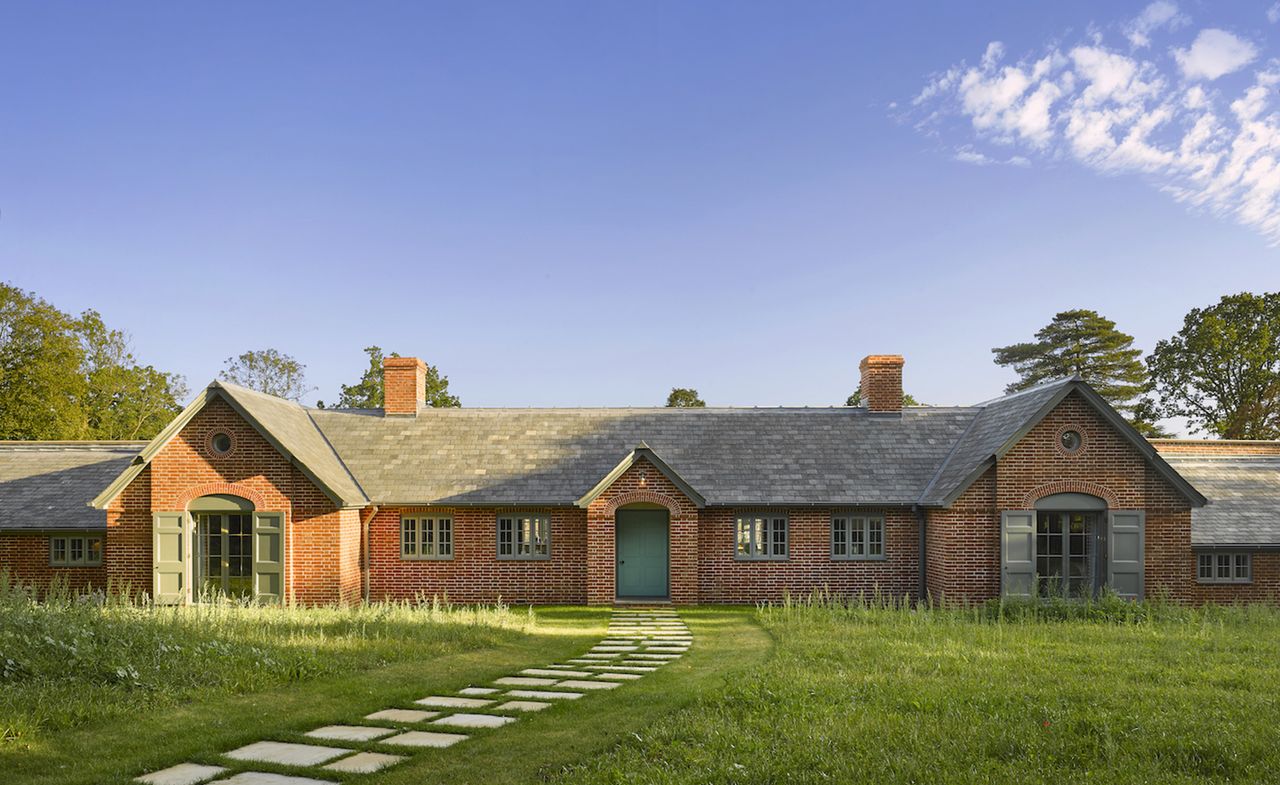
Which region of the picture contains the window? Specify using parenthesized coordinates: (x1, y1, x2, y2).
(1059, 430, 1083, 452)
(401, 515, 453, 560)
(50, 535, 103, 567)
(1035, 512, 1097, 598)
(736, 514, 788, 560)
(1198, 553, 1251, 584)
(210, 432, 233, 455)
(832, 514, 885, 559)
(497, 514, 550, 559)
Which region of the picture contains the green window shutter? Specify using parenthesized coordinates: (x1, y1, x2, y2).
(1107, 510, 1145, 601)
(1001, 510, 1036, 598)
(253, 513, 284, 604)
(152, 512, 187, 605)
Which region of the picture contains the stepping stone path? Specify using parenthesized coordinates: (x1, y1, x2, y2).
(133, 608, 691, 784)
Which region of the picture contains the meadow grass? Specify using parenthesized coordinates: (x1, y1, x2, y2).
(558, 593, 1280, 785)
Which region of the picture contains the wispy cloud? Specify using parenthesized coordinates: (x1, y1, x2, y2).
(909, 2, 1280, 244)
(1269, 3, 1280, 24)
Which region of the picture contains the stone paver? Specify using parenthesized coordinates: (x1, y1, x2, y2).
(592, 645, 639, 652)
(594, 672, 643, 680)
(496, 700, 552, 712)
(382, 730, 469, 748)
(556, 679, 621, 690)
(415, 695, 494, 708)
(432, 712, 518, 729)
(458, 686, 500, 695)
(365, 708, 438, 723)
(305, 724, 396, 742)
(135, 762, 228, 785)
(630, 653, 681, 659)
(580, 653, 618, 659)
(494, 676, 558, 686)
(505, 689, 585, 700)
(323, 751, 406, 774)
(522, 668, 591, 677)
(213, 773, 334, 785)
(224, 741, 350, 767)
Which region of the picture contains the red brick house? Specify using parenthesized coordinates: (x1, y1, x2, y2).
(1, 354, 1276, 606)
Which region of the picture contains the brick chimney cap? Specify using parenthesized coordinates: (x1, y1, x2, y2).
(383, 356, 427, 370)
(859, 354, 905, 370)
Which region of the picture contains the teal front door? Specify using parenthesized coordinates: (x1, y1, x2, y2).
(616, 509, 669, 599)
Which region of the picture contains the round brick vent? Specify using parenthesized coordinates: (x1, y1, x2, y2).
(1058, 428, 1083, 454)
(208, 431, 235, 458)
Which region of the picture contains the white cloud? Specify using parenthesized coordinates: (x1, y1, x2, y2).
(1268, 3, 1280, 24)
(1125, 1, 1187, 48)
(1173, 29, 1258, 80)
(908, 15, 1280, 245)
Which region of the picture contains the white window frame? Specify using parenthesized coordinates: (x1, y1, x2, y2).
(50, 534, 103, 567)
(497, 513, 550, 560)
(1197, 552, 1252, 584)
(401, 515, 453, 560)
(735, 514, 788, 561)
(832, 513, 885, 560)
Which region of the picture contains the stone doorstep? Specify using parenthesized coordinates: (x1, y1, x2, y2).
(364, 708, 438, 723)
(494, 676, 559, 686)
(224, 741, 351, 767)
(322, 751, 406, 774)
(504, 689, 585, 700)
(432, 713, 518, 729)
(212, 773, 336, 785)
(304, 725, 396, 742)
(381, 730, 469, 749)
(555, 680, 621, 690)
(134, 762, 228, 785)
(415, 695, 495, 708)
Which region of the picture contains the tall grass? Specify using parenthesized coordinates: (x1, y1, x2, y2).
(0, 571, 534, 748)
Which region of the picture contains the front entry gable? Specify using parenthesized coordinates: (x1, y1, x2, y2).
(576, 443, 705, 510)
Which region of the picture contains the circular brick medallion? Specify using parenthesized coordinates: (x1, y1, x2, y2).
(207, 431, 236, 458)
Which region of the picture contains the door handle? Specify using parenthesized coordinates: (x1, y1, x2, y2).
(617, 560, 625, 565)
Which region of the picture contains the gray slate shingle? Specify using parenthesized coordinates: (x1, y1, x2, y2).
(1164, 456, 1280, 546)
(0, 443, 145, 530)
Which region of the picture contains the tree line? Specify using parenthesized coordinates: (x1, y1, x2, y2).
(4, 281, 1279, 440)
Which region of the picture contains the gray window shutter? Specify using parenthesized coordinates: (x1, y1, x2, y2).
(1001, 510, 1036, 598)
(1107, 510, 1145, 600)
(253, 512, 284, 604)
(152, 512, 187, 605)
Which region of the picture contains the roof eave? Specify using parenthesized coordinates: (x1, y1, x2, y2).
(575, 445, 706, 509)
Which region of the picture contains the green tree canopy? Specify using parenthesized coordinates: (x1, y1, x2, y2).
(844, 388, 922, 407)
(0, 283, 186, 440)
(325, 346, 460, 409)
(1147, 292, 1280, 439)
(220, 348, 311, 402)
(992, 309, 1164, 436)
(666, 388, 706, 407)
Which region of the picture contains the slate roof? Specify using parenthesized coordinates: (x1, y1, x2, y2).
(0, 442, 145, 531)
(1163, 456, 1280, 547)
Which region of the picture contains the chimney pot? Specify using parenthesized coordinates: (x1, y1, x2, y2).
(859, 355, 905, 414)
(383, 356, 427, 416)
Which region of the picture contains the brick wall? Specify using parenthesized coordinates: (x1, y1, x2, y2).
(859, 355, 905, 413)
(1153, 439, 1280, 455)
(698, 506, 918, 603)
(367, 506, 587, 603)
(105, 395, 355, 605)
(925, 468, 998, 603)
(0, 532, 106, 594)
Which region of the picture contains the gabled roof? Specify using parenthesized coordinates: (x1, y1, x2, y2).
(575, 443, 706, 508)
(918, 377, 1206, 507)
(0, 442, 146, 531)
(90, 382, 367, 510)
(1163, 455, 1280, 547)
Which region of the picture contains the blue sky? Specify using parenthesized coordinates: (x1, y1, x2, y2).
(1, 2, 1277, 421)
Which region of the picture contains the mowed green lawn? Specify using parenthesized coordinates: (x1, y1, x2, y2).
(4, 580, 1280, 785)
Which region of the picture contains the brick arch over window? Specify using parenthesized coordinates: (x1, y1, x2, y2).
(605, 491, 683, 515)
(177, 482, 268, 510)
(1022, 481, 1119, 509)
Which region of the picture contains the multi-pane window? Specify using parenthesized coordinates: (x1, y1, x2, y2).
(1198, 553, 1251, 583)
(497, 514, 550, 559)
(1035, 512, 1096, 598)
(50, 535, 103, 567)
(401, 515, 453, 559)
(736, 514, 788, 560)
(832, 514, 885, 560)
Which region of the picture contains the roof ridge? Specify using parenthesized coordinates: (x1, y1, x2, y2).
(973, 376, 1077, 407)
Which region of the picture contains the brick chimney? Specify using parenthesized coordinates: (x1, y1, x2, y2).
(859, 355, 905, 414)
(383, 356, 426, 416)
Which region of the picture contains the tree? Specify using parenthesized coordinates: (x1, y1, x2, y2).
(79, 310, 188, 439)
(0, 283, 87, 439)
(666, 388, 706, 407)
(220, 349, 311, 402)
(992, 309, 1165, 436)
(1147, 292, 1280, 439)
(326, 346, 460, 409)
(844, 388, 922, 407)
